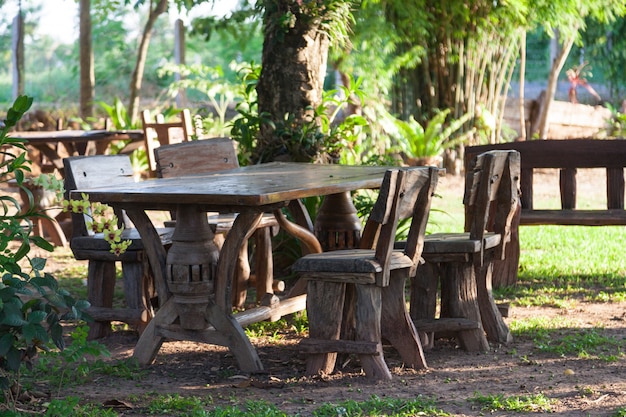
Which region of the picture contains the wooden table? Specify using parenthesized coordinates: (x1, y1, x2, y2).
(72, 162, 390, 371)
(12, 129, 144, 175)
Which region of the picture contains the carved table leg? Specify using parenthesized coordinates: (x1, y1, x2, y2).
(166, 205, 219, 330)
(314, 192, 362, 251)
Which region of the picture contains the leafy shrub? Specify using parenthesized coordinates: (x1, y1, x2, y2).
(0, 96, 89, 410)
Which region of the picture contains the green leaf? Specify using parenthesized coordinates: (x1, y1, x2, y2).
(1, 303, 28, 326)
(0, 333, 15, 356)
(6, 346, 22, 371)
(50, 323, 65, 350)
(27, 310, 48, 324)
(44, 292, 68, 309)
(22, 322, 49, 345)
(30, 257, 47, 271)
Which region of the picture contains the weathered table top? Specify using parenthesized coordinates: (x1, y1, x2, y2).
(73, 162, 390, 208)
(11, 129, 143, 143)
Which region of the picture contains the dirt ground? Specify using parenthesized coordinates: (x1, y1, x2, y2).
(12, 170, 626, 416)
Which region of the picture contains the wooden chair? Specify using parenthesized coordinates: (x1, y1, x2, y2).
(411, 150, 520, 350)
(292, 166, 439, 380)
(141, 109, 197, 173)
(63, 155, 174, 339)
(153, 138, 280, 309)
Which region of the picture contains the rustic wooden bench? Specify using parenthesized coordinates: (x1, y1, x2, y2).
(464, 139, 626, 287)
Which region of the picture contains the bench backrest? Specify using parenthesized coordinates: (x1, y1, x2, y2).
(464, 150, 521, 260)
(141, 109, 196, 172)
(465, 140, 626, 226)
(153, 138, 239, 178)
(63, 155, 135, 238)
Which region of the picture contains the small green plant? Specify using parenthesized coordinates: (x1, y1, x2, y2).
(44, 396, 118, 417)
(470, 392, 553, 413)
(29, 325, 110, 393)
(391, 108, 473, 166)
(612, 407, 626, 417)
(312, 394, 448, 417)
(146, 393, 213, 416)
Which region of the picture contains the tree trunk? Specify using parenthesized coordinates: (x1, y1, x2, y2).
(518, 31, 526, 140)
(536, 34, 576, 139)
(127, 0, 169, 125)
(255, 0, 329, 163)
(79, 0, 94, 120)
(11, 11, 24, 100)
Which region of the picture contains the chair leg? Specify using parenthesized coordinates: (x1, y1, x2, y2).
(305, 280, 346, 376)
(121, 260, 152, 334)
(354, 284, 391, 380)
(232, 240, 250, 309)
(475, 252, 512, 344)
(410, 261, 439, 349)
(87, 260, 116, 340)
(382, 270, 427, 370)
(253, 227, 273, 303)
(440, 262, 489, 351)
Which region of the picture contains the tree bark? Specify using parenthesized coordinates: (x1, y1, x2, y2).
(127, 0, 169, 125)
(79, 0, 95, 120)
(536, 34, 576, 139)
(518, 31, 526, 140)
(255, 0, 329, 163)
(11, 10, 24, 100)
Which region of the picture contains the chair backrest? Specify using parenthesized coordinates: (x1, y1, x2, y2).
(361, 166, 439, 285)
(63, 155, 135, 238)
(154, 138, 240, 178)
(141, 109, 195, 172)
(463, 150, 521, 260)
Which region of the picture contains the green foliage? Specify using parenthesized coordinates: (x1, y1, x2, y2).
(470, 392, 552, 413)
(159, 63, 237, 136)
(146, 393, 213, 416)
(391, 109, 473, 162)
(312, 394, 448, 417)
(604, 103, 626, 137)
(0, 96, 89, 410)
(30, 325, 110, 390)
(229, 62, 270, 166)
(44, 396, 118, 417)
(612, 407, 626, 417)
(231, 66, 370, 164)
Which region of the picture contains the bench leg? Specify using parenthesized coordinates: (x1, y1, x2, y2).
(440, 262, 489, 351)
(382, 269, 427, 370)
(475, 252, 512, 344)
(232, 240, 250, 309)
(121, 260, 153, 334)
(254, 227, 274, 303)
(410, 261, 439, 349)
(354, 284, 391, 381)
(87, 260, 116, 340)
(305, 280, 345, 375)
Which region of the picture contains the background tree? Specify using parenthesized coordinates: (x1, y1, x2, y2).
(79, 0, 94, 119)
(254, 0, 353, 163)
(346, 0, 527, 144)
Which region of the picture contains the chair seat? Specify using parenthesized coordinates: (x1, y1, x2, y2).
(71, 227, 174, 255)
(422, 232, 501, 254)
(164, 212, 278, 233)
(293, 249, 414, 276)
